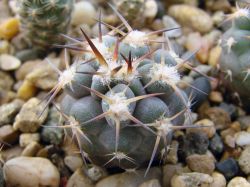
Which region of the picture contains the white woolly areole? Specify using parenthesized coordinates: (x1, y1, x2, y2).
(154, 119, 173, 135)
(108, 92, 129, 121)
(149, 64, 181, 85)
(123, 30, 148, 48)
(59, 65, 76, 87)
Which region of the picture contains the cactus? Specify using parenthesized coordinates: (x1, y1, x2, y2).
(18, 0, 73, 50)
(220, 2, 250, 109)
(43, 7, 210, 175)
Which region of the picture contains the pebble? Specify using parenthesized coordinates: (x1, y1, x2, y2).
(0, 70, 13, 90)
(212, 11, 225, 27)
(138, 179, 161, 187)
(209, 91, 223, 103)
(87, 165, 108, 182)
(188, 119, 216, 139)
(180, 132, 209, 158)
(163, 164, 187, 187)
(0, 54, 21, 71)
(165, 140, 179, 164)
(144, 0, 158, 19)
(0, 40, 9, 54)
(19, 133, 40, 147)
(0, 99, 23, 126)
(208, 46, 222, 67)
(13, 97, 48, 133)
(67, 168, 94, 187)
(71, 1, 96, 26)
(235, 132, 250, 146)
(168, 5, 213, 33)
(239, 146, 250, 175)
(202, 107, 231, 130)
(1, 145, 23, 161)
(205, 0, 231, 12)
(0, 125, 19, 145)
(209, 172, 226, 187)
(0, 18, 19, 40)
(228, 177, 250, 187)
(96, 167, 162, 187)
(3, 156, 60, 187)
(17, 80, 37, 100)
(162, 15, 182, 38)
(238, 116, 250, 130)
(21, 141, 42, 156)
(15, 60, 41, 81)
(216, 158, 239, 180)
(189, 65, 212, 79)
(64, 155, 83, 172)
(41, 107, 64, 145)
(186, 154, 215, 174)
(171, 172, 213, 187)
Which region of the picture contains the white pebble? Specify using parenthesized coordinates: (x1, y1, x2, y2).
(3, 156, 60, 187)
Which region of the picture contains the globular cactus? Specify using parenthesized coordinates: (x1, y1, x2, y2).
(18, 0, 73, 50)
(44, 7, 209, 174)
(220, 2, 250, 110)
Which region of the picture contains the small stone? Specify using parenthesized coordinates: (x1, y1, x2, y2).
(71, 1, 96, 26)
(64, 155, 83, 172)
(180, 132, 209, 159)
(41, 107, 64, 145)
(235, 132, 250, 146)
(139, 179, 161, 187)
(228, 177, 250, 187)
(13, 97, 48, 133)
(19, 133, 40, 147)
(209, 172, 226, 187)
(15, 60, 41, 81)
(0, 125, 19, 145)
(171, 172, 213, 187)
(239, 146, 250, 175)
(0, 54, 21, 71)
(3, 156, 60, 187)
(224, 135, 236, 148)
(216, 158, 239, 180)
(206, 0, 231, 12)
(209, 91, 223, 103)
(165, 140, 179, 164)
(0, 40, 10, 54)
(96, 167, 162, 187)
(186, 154, 215, 174)
(0, 18, 19, 40)
(17, 80, 37, 100)
(144, 0, 158, 19)
(202, 107, 231, 130)
(185, 32, 209, 63)
(1, 145, 23, 161)
(188, 119, 216, 139)
(208, 46, 222, 67)
(0, 99, 23, 126)
(209, 133, 224, 157)
(238, 116, 250, 130)
(162, 15, 182, 38)
(0, 70, 14, 90)
(87, 165, 108, 182)
(67, 168, 94, 187)
(25, 58, 59, 90)
(21, 141, 42, 156)
(168, 5, 213, 33)
(212, 11, 225, 27)
(163, 164, 186, 187)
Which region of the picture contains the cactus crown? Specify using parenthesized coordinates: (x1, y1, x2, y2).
(42, 5, 210, 175)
